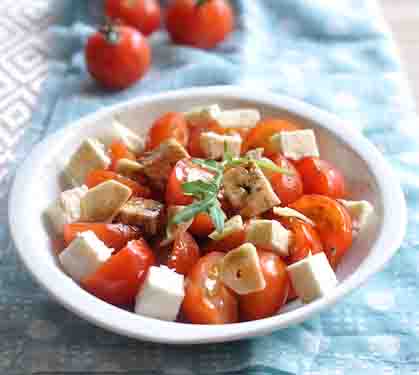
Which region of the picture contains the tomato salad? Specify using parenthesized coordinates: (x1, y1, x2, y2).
(47, 104, 374, 324)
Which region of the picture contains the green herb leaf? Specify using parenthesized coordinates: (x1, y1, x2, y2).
(209, 202, 225, 233)
(223, 141, 234, 163)
(171, 196, 215, 225)
(191, 158, 221, 173)
(252, 159, 294, 175)
(182, 180, 218, 196)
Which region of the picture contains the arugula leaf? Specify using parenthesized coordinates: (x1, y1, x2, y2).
(223, 141, 234, 163)
(209, 202, 225, 233)
(171, 196, 215, 225)
(182, 180, 218, 196)
(252, 159, 294, 175)
(191, 158, 221, 173)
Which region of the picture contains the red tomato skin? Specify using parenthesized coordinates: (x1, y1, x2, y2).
(290, 194, 353, 269)
(165, 159, 214, 205)
(239, 251, 290, 321)
(167, 231, 200, 275)
(189, 212, 214, 238)
(295, 157, 346, 199)
(82, 239, 155, 305)
(166, 0, 234, 49)
(147, 112, 189, 150)
(269, 153, 304, 205)
(63, 223, 141, 250)
(182, 252, 238, 324)
(202, 229, 246, 254)
(85, 169, 151, 198)
(187, 119, 224, 157)
(105, 0, 161, 36)
(85, 25, 151, 90)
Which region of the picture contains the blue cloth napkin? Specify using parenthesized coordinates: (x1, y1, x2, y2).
(2, 0, 419, 373)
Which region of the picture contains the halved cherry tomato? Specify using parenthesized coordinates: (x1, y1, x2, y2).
(165, 159, 214, 205)
(279, 217, 323, 265)
(295, 157, 346, 199)
(63, 223, 141, 250)
(187, 119, 224, 157)
(242, 118, 300, 155)
(147, 112, 189, 150)
(290, 195, 353, 268)
(109, 140, 136, 171)
(239, 250, 290, 321)
(188, 212, 215, 238)
(105, 0, 161, 36)
(82, 238, 155, 305)
(268, 153, 303, 205)
(202, 228, 246, 254)
(167, 231, 200, 275)
(182, 252, 238, 324)
(85, 169, 151, 198)
(166, 0, 234, 49)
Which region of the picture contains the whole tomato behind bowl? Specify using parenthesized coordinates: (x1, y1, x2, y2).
(166, 0, 235, 49)
(85, 24, 151, 90)
(105, 0, 162, 36)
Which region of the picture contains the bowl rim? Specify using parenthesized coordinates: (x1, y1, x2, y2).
(9, 86, 407, 344)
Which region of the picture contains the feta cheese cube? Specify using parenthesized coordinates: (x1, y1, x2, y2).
(245, 219, 292, 256)
(101, 120, 145, 154)
(184, 104, 222, 125)
(135, 266, 185, 321)
(209, 215, 244, 241)
(219, 243, 266, 295)
(338, 199, 374, 234)
(216, 109, 261, 128)
(270, 129, 319, 161)
(287, 252, 338, 303)
(59, 231, 113, 282)
(80, 180, 132, 222)
(272, 206, 315, 226)
(46, 185, 88, 234)
(200, 132, 242, 160)
(65, 139, 111, 186)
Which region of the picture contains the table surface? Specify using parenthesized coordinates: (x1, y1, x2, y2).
(382, 0, 419, 108)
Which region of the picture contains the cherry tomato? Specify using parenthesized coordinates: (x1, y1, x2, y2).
(105, 0, 161, 36)
(279, 217, 323, 265)
(85, 169, 151, 198)
(268, 153, 303, 205)
(165, 159, 214, 205)
(202, 229, 246, 254)
(295, 157, 346, 199)
(166, 0, 234, 49)
(64, 223, 141, 250)
(109, 140, 136, 170)
(167, 231, 200, 275)
(85, 24, 151, 90)
(189, 212, 214, 237)
(147, 112, 189, 150)
(187, 119, 224, 157)
(239, 251, 290, 321)
(182, 252, 238, 324)
(82, 239, 155, 305)
(290, 195, 353, 269)
(242, 118, 300, 155)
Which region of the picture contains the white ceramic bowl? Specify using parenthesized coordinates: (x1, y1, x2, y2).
(9, 86, 406, 344)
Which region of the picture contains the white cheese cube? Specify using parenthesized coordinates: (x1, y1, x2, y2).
(245, 148, 264, 160)
(270, 129, 319, 161)
(59, 231, 113, 282)
(46, 185, 88, 234)
(135, 266, 185, 321)
(338, 199, 374, 234)
(273, 206, 315, 226)
(80, 180, 132, 222)
(287, 252, 338, 303)
(65, 139, 111, 186)
(220, 243, 266, 295)
(216, 109, 261, 128)
(100, 120, 145, 154)
(183, 104, 222, 125)
(245, 219, 292, 256)
(200, 132, 242, 160)
(209, 215, 244, 241)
